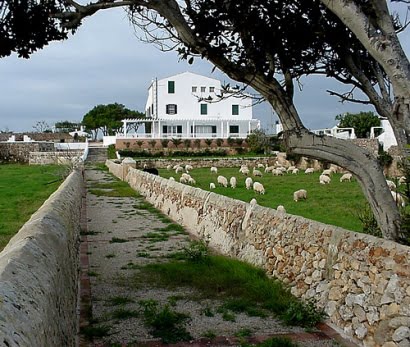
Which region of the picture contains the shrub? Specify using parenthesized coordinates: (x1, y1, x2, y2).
(172, 138, 182, 148)
(378, 149, 393, 167)
(107, 144, 116, 159)
(183, 139, 191, 148)
(281, 298, 326, 328)
(194, 139, 201, 148)
(227, 137, 235, 146)
(149, 139, 157, 148)
(357, 203, 381, 237)
(204, 138, 213, 147)
(235, 138, 243, 146)
(161, 139, 169, 148)
(216, 138, 224, 147)
(136, 140, 144, 148)
(183, 240, 209, 262)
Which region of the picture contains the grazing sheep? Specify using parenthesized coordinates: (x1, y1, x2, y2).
(253, 182, 265, 194)
(211, 166, 218, 174)
(257, 163, 265, 169)
(250, 198, 257, 206)
(230, 177, 237, 188)
(265, 166, 275, 173)
(292, 168, 299, 175)
(240, 167, 250, 176)
(175, 166, 184, 174)
(321, 169, 332, 176)
(210, 182, 216, 190)
(173, 164, 181, 170)
(340, 173, 352, 182)
(166, 164, 172, 170)
(179, 176, 188, 184)
(188, 177, 196, 185)
(391, 191, 406, 207)
(277, 205, 286, 213)
(399, 176, 406, 185)
(217, 175, 228, 187)
(253, 169, 263, 177)
(245, 177, 253, 190)
(304, 168, 314, 174)
(319, 174, 331, 184)
(287, 166, 296, 173)
(386, 179, 397, 190)
(169, 177, 175, 181)
(293, 189, 307, 202)
(185, 164, 193, 172)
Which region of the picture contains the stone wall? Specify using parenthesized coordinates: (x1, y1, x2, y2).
(107, 160, 410, 347)
(0, 142, 55, 163)
(0, 170, 83, 347)
(29, 150, 84, 165)
(351, 139, 379, 157)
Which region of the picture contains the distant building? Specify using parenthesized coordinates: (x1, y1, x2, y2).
(120, 72, 260, 139)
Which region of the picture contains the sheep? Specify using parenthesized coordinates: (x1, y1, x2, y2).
(211, 166, 218, 174)
(253, 181, 265, 194)
(210, 182, 216, 190)
(169, 177, 175, 181)
(240, 167, 250, 176)
(340, 173, 352, 182)
(391, 191, 406, 207)
(272, 169, 284, 176)
(187, 177, 196, 185)
(321, 169, 332, 176)
(179, 176, 188, 184)
(217, 175, 228, 187)
(304, 168, 314, 174)
(293, 189, 307, 202)
(250, 198, 257, 206)
(245, 177, 253, 190)
(399, 176, 406, 185)
(230, 176, 237, 188)
(185, 164, 193, 172)
(175, 166, 184, 174)
(386, 179, 397, 191)
(172, 164, 181, 170)
(166, 164, 172, 170)
(264, 166, 275, 173)
(253, 169, 263, 177)
(292, 168, 299, 175)
(319, 174, 331, 184)
(257, 163, 265, 169)
(286, 166, 296, 173)
(277, 205, 286, 213)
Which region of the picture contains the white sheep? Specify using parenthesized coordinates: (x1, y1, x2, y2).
(187, 177, 196, 185)
(211, 166, 218, 174)
(185, 164, 193, 173)
(240, 167, 250, 176)
(166, 164, 172, 170)
(253, 169, 263, 177)
(210, 182, 216, 190)
(292, 168, 299, 175)
(181, 173, 191, 180)
(293, 189, 307, 202)
(386, 179, 397, 190)
(257, 163, 265, 169)
(245, 177, 253, 190)
(340, 173, 352, 182)
(321, 169, 332, 176)
(277, 205, 286, 213)
(175, 166, 184, 174)
(250, 198, 257, 206)
(172, 164, 181, 170)
(230, 177, 237, 188)
(287, 166, 296, 173)
(179, 176, 188, 184)
(319, 174, 331, 184)
(304, 168, 314, 174)
(272, 168, 284, 176)
(391, 191, 406, 207)
(169, 177, 175, 181)
(217, 175, 228, 187)
(253, 181, 265, 194)
(264, 166, 275, 173)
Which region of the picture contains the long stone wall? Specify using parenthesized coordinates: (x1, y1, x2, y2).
(0, 142, 55, 163)
(29, 150, 84, 165)
(0, 170, 83, 346)
(106, 160, 410, 347)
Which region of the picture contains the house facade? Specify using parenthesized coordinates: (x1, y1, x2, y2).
(121, 72, 260, 139)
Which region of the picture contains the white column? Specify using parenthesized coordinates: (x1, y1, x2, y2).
(193, 121, 195, 137)
(221, 120, 223, 138)
(226, 121, 230, 138)
(248, 121, 251, 136)
(123, 121, 127, 137)
(186, 120, 190, 137)
(158, 120, 161, 139)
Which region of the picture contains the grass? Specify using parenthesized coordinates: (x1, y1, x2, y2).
(110, 237, 128, 243)
(88, 179, 139, 197)
(0, 164, 65, 251)
(135, 253, 326, 327)
(159, 167, 366, 231)
(107, 296, 134, 306)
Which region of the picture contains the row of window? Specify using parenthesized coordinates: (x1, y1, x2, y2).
(162, 125, 239, 134)
(167, 81, 216, 94)
(166, 104, 239, 115)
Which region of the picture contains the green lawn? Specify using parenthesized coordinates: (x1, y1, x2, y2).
(0, 164, 64, 251)
(159, 167, 367, 232)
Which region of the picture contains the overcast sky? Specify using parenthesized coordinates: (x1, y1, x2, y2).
(0, 5, 409, 134)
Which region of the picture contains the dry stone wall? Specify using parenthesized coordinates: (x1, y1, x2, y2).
(106, 160, 410, 347)
(0, 170, 83, 347)
(0, 142, 54, 163)
(29, 150, 84, 165)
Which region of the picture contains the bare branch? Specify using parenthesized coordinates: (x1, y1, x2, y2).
(326, 89, 372, 104)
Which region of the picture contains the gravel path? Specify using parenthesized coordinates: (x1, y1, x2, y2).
(80, 166, 354, 347)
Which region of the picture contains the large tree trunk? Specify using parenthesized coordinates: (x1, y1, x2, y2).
(285, 129, 401, 240)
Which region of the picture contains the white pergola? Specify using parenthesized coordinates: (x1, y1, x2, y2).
(120, 118, 260, 139)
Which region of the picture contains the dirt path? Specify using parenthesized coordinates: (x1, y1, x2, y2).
(79, 166, 356, 347)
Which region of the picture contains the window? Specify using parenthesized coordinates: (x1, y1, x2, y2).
(191, 125, 216, 134)
(200, 86, 206, 93)
(232, 104, 239, 115)
(200, 103, 208, 115)
(209, 87, 215, 93)
(192, 86, 197, 93)
(168, 81, 175, 93)
(230, 125, 239, 134)
(163, 125, 182, 134)
(166, 104, 178, 114)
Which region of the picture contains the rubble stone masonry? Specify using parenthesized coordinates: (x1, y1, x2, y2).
(107, 160, 410, 347)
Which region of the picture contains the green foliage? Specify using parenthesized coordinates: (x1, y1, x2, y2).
(377, 148, 393, 167)
(216, 138, 224, 147)
(194, 139, 201, 148)
(54, 120, 82, 133)
(107, 144, 116, 159)
(399, 209, 410, 246)
(110, 237, 128, 243)
(205, 138, 213, 147)
(161, 139, 169, 148)
(183, 239, 209, 262)
(281, 298, 326, 328)
(0, 164, 63, 251)
(335, 112, 380, 138)
(139, 300, 192, 343)
(111, 308, 139, 320)
(80, 325, 111, 340)
(136, 140, 144, 148)
(357, 203, 382, 237)
(183, 139, 191, 148)
(246, 130, 269, 154)
(107, 296, 134, 306)
(227, 137, 236, 146)
(172, 138, 182, 148)
(148, 139, 157, 148)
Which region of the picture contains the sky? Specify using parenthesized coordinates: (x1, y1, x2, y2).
(0, 5, 409, 134)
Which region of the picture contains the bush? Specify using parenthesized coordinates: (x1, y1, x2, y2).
(107, 144, 116, 159)
(216, 138, 224, 147)
(357, 204, 382, 237)
(161, 139, 169, 148)
(281, 298, 326, 328)
(378, 149, 393, 167)
(183, 240, 209, 262)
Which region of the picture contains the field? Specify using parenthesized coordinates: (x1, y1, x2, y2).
(159, 167, 367, 232)
(0, 164, 64, 251)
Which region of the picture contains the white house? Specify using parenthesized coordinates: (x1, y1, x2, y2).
(120, 72, 260, 139)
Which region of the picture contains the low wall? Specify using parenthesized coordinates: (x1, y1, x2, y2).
(106, 160, 410, 347)
(29, 151, 85, 165)
(0, 142, 55, 163)
(0, 170, 83, 346)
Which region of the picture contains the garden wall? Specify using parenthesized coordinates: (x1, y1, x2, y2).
(107, 160, 410, 347)
(0, 170, 83, 346)
(0, 142, 55, 163)
(29, 150, 84, 165)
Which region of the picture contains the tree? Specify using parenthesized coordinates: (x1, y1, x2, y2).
(32, 120, 51, 133)
(82, 103, 144, 140)
(54, 121, 82, 133)
(335, 112, 381, 138)
(2, 0, 409, 240)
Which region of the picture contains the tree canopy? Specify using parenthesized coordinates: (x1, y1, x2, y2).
(335, 112, 381, 138)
